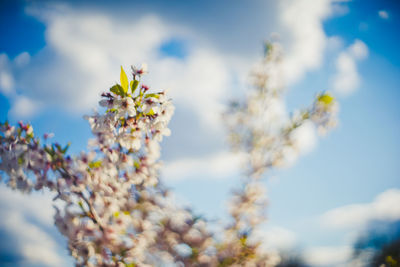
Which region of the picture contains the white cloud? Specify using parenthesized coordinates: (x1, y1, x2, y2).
(14, 52, 31, 67)
(332, 39, 369, 96)
(0, 186, 55, 228)
(0, 52, 32, 96)
(327, 36, 344, 51)
(279, 0, 333, 84)
(17, 10, 173, 113)
(256, 226, 298, 251)
(349, 40, 369, 60)
(9, 96, 41, 119)
(0, 5, 235, 136)
(277, 120, 318, 168)
(162, 152, 244, 181)
(0, 54, 15, 95)
(321, 188, 400, 229)
(0, 186, 70, 266)
(151, 47, 231, 130)
(4, 212, 63, 266)
(0, 71, 14, 95)
(333, 53, 359, 94)
(331, 3, 350, 16)
(304, 245, 352, 266)
(290, 120, 317, 155)
(2, 0, 348, 121)
(378, 10, 389, 20)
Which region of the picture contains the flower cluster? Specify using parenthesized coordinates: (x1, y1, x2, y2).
(0, 66, 213, 266)
(0, 121, 64, 192)
(220, 42, 338, 265)
(0, 43, 338, 267)
(225, 42, 338, 177)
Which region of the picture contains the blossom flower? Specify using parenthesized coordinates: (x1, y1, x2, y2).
(131, 63, 148, 79)
(0, 51, 337, 266)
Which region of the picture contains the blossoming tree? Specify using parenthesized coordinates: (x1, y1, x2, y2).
(0, 42, 338, 266)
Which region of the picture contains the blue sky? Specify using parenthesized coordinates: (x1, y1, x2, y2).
(0, 0, 399, 266)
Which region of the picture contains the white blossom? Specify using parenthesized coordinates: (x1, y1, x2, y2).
(0, 56, 338, 266)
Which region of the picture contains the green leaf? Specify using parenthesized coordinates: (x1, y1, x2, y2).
(120, 66, 129, 93)
(106, 108, 118, 113)
(302, 111, 310, 120)
(239, 235, 247, 246)
(62, 142, 71, 154)
(89, 160, 102, 169)
(318, 93, 334, 105)
(134, 161, 140, 169)
(120, 117, 126, 127)
(55, 143, 62, 152)
(146, 109, 155, 116)
(78, 201, 84, 209)
(144, 93, 160, 99)
(110, 84, 125, 96)
(26, 133, 34, 140)
(44, 146, 55, 157)
(386, 256, 397, 266)
(264, 42, 273, 56)
(131, 80, 139, 94)
(191, 247, 199, 259)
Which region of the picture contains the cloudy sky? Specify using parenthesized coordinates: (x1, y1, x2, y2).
(0, 0, 399, 266)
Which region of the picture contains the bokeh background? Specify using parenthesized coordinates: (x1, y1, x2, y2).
(0, 0, 399, 266)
